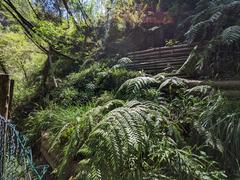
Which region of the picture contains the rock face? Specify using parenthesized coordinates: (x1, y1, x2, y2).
(105, 24, 176, 55)
(141, 5, 174, 26)
(104, 4, 176, 55)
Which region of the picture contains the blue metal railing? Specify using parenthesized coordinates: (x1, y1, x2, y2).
(0, 116, 48, 180)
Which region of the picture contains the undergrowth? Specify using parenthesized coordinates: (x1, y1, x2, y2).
(22, 60, 240, 179)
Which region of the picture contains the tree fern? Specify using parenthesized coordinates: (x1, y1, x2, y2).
(221, 26, 240, 45)
(118, 57, 132, 64)
(74, 98, 226, 179)
(82, 99, 125, 132)
(186, 85, 213, 97)
(185, 11, 222, 43)
(200, 96, 240, 174)
(184, 1, 240, 43)
(116, 77, 158, 98)
(181, 0, 240, 78)
(159, 77, 186, 90)
(112, 57, 133, 69)
(77, 101, 168, 179)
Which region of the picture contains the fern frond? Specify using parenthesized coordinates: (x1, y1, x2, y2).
(225, 1, 240, 14)
(83, 99, 125, 130)
(117, 77, 158, 98)
(87, 166, 102, 180)
(49, 123, 72, 152)
(153, 73, 166, 81)
(186, 85, 213, 97)
(79, 100, 168, 178)
(113, 57, 132, 69)
(118, 57, 132, 64)
(221, 26, 240, 45)
(185, 10, 222, 43)
(209, 11, 222, 23)
(185, 1, 240, 43)
(159, 77, 186, 90)
(125, 100, 142, 108)
(185, 20, 210, 43)
(86, 83, 96, 91)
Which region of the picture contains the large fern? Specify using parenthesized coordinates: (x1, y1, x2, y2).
(221, 26, 240, 45)
(182, 0, 240, 78)
(112, 57, 133, 69)
(74, 99, 225, 180)
(56, 99, 125, 179)
(116, 77, 158, 98)
(184, 1, 240, 43)
(33, 76, 229, 179)
(200, 97, 240, 174)
(78, 101, 161, 179)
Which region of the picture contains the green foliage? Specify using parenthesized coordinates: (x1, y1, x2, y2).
(221, 25, 240, 45)
(0, 30, 45, 104)
(36, 19, 87, 55)
(165, 39, 180, 46)
(112, 57, 132, 69)
(97, 68, 142, 92)
(74, 98, 226, 180)
(24, 104, 95, 144)
(22, 67, 232, 179)
(184, 1, 240, 44)
(200, 97, 240, 176)
(117, 77, 158, 99)
(146, 138, 226, 180)
(159, 77, 185, 90)
(186, 85, 213, 97)
(3, 1, 239, 179)
(180, 0, 240, 78)
(49, 63, 107, 105)
(49, 62, 140, 106)
(32, 72, 233, 179)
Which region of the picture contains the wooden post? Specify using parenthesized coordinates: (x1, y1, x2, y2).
(9, 80, 15, 117)
(0, 74, 11, 119)
(0, 74, 10, 179)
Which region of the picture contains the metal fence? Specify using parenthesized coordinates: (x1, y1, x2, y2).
(0, 116, 48, 180)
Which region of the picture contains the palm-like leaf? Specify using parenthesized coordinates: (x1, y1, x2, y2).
(200, 97, 240, 171)
(76, 100, 225, 179)
(185, 11, 222, 43)
(159, 77, 186, 90)
(117, 77, 158, 98)
(186, 85, 213, 97)
(113, 57, 132, 69)
(78, 101, 171, 178)
(185, 1, 240, 43)
(221, 26, 240, 45)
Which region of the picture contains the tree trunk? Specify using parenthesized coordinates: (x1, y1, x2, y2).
(176, 45, 199, 76)
(183, 79, 240, 90)
(42, 46, 58, 89)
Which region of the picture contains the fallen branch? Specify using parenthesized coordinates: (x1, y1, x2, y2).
(182, 79, 240, 90)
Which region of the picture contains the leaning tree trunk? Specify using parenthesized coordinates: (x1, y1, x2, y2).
(42, 46, 58, 89)
(183, 79, 240, 90)
(176, 45, 200, 76)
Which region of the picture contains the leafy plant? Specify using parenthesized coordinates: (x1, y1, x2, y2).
(117, 77, 158, 98)
(200, 97, 240, 176)
(180, 0, 240, 78)
(73, 100, 226, 180)
(221, 26, 240, 45)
